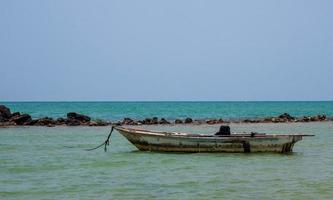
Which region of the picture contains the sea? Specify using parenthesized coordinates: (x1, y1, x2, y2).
(1, 101, 333, 199)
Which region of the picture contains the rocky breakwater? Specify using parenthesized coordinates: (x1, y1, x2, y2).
(260, 113, 328, 123)
(0, 104, 331, 127)
(0, 105, 110, 127)
(113, 113, 329, 126)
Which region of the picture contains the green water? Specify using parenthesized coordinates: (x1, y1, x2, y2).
(1, 123, 333, 199)
(2, 101, 333, 120)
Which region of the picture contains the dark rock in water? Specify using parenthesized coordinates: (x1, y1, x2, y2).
(36, 117, 56, 126)
(263, 117, 273, 123)
(89, 121, 98, 126)
(0, 121, 17, 126)
(10, 114, 32, 125)
(113, 121, 122, 126)
(175, 119, 183, 124)
(152, 117, 159, 124)
(56, 117, 66, 125)
(159, 118, 170, 124)
(243, 119, 260, 123)
(89, 119, 109, 126)
(310, 116, 318, 121)
(278, 118, 287, 123)
(278, 113, 295, 120)
(0, 105, 11, 120)
(271, 118, 279, 123)
(66, 119, 82, 126)
(0, 116, 5, 122)
(122, 118, 135, 125)
(302, 116, 311, 122)
(137, 120, 145, 124)
(206, 119, 218, 124)
(185, 118, 193, 123)
(26, 119, 38, 126)
(96, 119, 110, 126)
(11, 112, 21, 118)
(67, 112, 91, 122)
(317, 114, 326, 121)
(194, 119, 205, 124)
(143, 118, 152, 124)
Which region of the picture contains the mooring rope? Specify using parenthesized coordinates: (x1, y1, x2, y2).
(85, 126, 114, 152)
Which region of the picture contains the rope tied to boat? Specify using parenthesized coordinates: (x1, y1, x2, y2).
(85, 126, 114, 152)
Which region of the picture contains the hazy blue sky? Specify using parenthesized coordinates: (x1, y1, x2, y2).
(1, 0, 332, 101)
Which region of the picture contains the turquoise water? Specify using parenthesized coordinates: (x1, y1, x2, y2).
(1, 123, 333, 199)
(1, 101, 333, 120)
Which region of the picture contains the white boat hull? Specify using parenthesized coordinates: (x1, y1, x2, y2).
(115, 127, 308, 153)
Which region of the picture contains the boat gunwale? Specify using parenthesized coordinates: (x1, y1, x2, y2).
(114, 126, 314, 139)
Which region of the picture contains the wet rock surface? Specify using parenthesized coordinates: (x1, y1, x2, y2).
(0, 105, 12, 120)
(0, 105, 331, 127)
(185, 118, 193, 124)
(159, 118, 171, 124)
(10, 114, 32, 125)
(175, 119, 183, 124)
(67, 112, 91, 123)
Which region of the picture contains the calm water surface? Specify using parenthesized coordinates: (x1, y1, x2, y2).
(2, 101, 333, 120)
(1, 123, 333, 199)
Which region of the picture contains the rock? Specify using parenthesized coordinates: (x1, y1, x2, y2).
(193, 119, 205, 124)
(206, 119, 218, 124)
(90, 119, 109, 126)
(175, 119, 183, 124)
(278, 118, 287, 123)
(271, 118, 279, 123)
(302, 116, 311, 122)
(159, 118, 170, 124)
(137, 120, 145, 124)
(152, 117, 159, 124)
(35, 117, 56, 126)
(243, 119, 251, 123)
(11, 112, 21, 117)
(0, 105, 11, 120)
(122, 118, 135, 125)
(89, 121, 98, 126)
(66, 119, 81, 126)
(278, 113, 295, 121)
(10, 114, 32, 125)
(26, 119, 38, 126)
(0, 121, 17, 127)
(310, 116, 317, 122)
(56, 117, 66, 125)
(67, 112, 91, 122)
(185, 118, 193, 124)
(113, 121, 122, 126)
(143, 118, 152, 124)
(317, 114, 326, 121)
(243, 119, 260, 123)
(263, 117, 273, 123)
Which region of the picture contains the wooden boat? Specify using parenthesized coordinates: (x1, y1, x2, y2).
(114, 126, 314, 153)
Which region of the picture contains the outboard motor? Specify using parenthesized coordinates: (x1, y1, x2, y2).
(215, 125, 231, 136)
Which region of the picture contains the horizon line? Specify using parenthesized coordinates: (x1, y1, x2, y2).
(1, 100, 333, 103)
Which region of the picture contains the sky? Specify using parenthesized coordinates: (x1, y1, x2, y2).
(0, 0, 332, 101)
